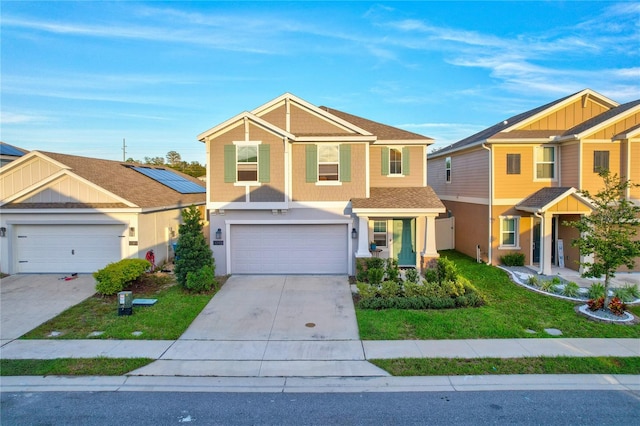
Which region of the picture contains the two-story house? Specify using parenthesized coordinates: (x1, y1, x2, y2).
(198, 93, 445, 275)
(427, 89, 640, 275)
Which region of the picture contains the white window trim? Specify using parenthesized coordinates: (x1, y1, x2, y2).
(389, 147, 404, 176)
(233, 141, 261, 185)
(373, 220, 388, 247)
(317, 144, 341, 185)
(445, 157, 451, 183)
(498, 216, 521, 249)
(534, 146, 557, 182)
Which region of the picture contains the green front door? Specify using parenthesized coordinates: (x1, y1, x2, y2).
(393, 219, 416, 266)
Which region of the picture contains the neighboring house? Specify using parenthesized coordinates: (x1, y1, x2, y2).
(0, 142, 28, 167)
(198, 93, 445, 275)
(427, 89, 640, 275)
(0, 151, 206, 274)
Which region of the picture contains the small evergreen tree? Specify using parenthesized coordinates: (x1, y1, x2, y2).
(174, 205, 214, 289)
(566, 170, 640, 307)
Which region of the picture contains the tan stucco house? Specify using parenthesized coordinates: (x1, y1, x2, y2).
(0, 151, 206, 274)
(427, 89, 640, 274)
(198, 93, 445, 275)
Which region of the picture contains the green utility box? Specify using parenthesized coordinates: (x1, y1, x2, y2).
(118, 291, 133, 316)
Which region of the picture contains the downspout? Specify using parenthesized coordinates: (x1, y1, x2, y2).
(481, 143, 492, 265)
(534, 211, 544, 275)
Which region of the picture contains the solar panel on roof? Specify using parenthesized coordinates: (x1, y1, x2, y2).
(131, 167, 205, 194)
(0, 144, 26, 156)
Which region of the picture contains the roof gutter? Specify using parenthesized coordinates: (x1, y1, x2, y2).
(481, 143, 492, 265)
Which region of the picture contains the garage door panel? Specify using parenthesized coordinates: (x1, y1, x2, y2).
(231, 224, 348, 274)
(15, 224, 125, 273)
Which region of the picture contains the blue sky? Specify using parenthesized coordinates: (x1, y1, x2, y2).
(2, 1, 639, 163)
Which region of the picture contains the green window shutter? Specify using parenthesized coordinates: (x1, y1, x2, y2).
(381, 147, 389, 176)
(339, 144, 351, 182)
(402, 146, 410, 176)
(258, 144, 270, 183)
(224, 145, 236, 183)
(306, 145, 317, 182)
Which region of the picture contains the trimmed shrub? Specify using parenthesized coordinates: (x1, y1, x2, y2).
(94, 259, 151, 296)
(379, 280, 401, 298)
(185, 265, 217, 293)
(404, 268, 420, 284)
(367, 268, 385, 285)
(356, 282, 378, 300)
(500, 252, 525, 266)
(385, 258, 400, 282)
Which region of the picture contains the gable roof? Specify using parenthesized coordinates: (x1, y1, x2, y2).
(515, 187, 593, 213)
(319, 107, 433, 144)
(2, 151, 205, 209)
(351, 187, 445, 210)
(429, 89, 618, 158)
(559, 99, 640, 140)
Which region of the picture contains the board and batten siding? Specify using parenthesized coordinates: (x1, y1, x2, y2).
(519, 98, 609, 131)
(15, 175, 120, 204)
(0, 156, 63, 201)
(580, 142, 621, 193)
(585, 111, 640, 140)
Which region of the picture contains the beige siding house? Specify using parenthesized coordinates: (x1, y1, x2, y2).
(427, 89, 640, 274)
(0, 151, 206, 274)
(199, 93, 445, 275)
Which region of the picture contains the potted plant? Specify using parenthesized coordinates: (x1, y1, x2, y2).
(370, 241, 377, 251)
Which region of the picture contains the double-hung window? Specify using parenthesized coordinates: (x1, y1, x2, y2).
(237, 145, 258, 182)
(389, 148, 402, 175)
(593, 150, 609, 172)
(373, 220, 387, 247)
(445, 157, 451, 182)
(500, 217, 519, 248)
(318, 145, 339, 181)
(507, 153, 521, 175)
(535, 146, 555, 179)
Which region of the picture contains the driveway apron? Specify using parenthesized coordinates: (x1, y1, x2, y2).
(0, 274, 97, 342)
(178, 275, 359, 341)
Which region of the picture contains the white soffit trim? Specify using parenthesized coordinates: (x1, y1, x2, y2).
(251, 93, 374, 137)
(197, 111, 295, 142)
(352, 208, 445, 215)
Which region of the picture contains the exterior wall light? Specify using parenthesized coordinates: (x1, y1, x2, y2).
(351, 227, 357, 239)
(216, 228, 222, 240)
(0, 227, 6, 237)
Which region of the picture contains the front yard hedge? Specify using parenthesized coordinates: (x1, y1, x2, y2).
(94, 258, 151, 295)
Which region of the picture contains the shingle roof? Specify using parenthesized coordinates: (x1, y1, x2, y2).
(516, 187, 574, 210)
(562, 99, 640, 137)
(351, 187, 445, 210)
(319, 107, 433, 142)
(36, 152, 206, 209)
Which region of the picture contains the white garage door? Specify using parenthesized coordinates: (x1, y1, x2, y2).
(15, 224, 125, 273)
(230, 224, 348, 274)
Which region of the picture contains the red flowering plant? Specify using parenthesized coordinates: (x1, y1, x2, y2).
(587, 297, 605, 311)
(608, 297, 626, 316)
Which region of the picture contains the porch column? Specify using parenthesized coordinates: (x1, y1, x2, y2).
(541, 213, 553, 275)
(423, 215, 439, 258)
(355, 215, 372, 258)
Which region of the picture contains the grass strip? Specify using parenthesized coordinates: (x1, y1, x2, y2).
(371, 356, 640, 376)
(357, 250, 640, 340)
(1, 358, 154, 376)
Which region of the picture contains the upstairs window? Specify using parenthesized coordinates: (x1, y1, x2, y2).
(593, 150, 609, 172)
(237, 145, 258, 181)
(507, 153, 521, 175)
(318, 145, 339, 181)
(445, 157, 451, 182)
(535, 146, 555, 179)
(389, 148, 402, 175)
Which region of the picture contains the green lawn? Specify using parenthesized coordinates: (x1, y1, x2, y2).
(22, 275, 218, 340)
(357, 251, 640, 340)
(371, 357, 640, 376)
(0, 358, 153, 376)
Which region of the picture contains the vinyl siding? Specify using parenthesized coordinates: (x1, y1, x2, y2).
(370, 145, 425, 187)
(441, 200, 489, 262)
(291, 143, 366, 201)
(429, 148, 489, 199)
(558, 214, 582, 271)
(519, 97, 610, 131)
(494, 145, 554, 199)
(560, 142, 580, 188)
(629, 142, 640, 201)
(491, 205, 533, 266)
(290, 104, 354, 135)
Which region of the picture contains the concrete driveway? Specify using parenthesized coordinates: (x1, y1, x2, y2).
(179, 275, 359, 341)
(0, 274, 97, 343)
